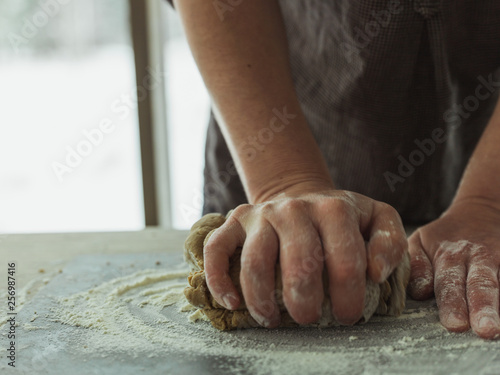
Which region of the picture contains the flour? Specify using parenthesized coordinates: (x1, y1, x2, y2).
(437, 240, 483, 257)
(43, 264, 500, 375)
(0, 270, 58, 327)
(23, 322, 49, 331)
(373, 230, 391, 238)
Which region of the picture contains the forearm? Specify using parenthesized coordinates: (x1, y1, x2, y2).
(174, 0, 333, 203)
(453, 96, 500, 209)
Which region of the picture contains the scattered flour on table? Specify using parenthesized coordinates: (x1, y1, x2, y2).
(23, 322, 49, 331)
(0, 270, 58, 328)
(47, 267, 500, 375)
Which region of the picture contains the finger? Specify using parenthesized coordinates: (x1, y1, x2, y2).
(276, 200, 324, 325)
(240, 220, 281, 328)
(467, 256, 500, 339)
(365, 203, 407, 283)
(407, 231, 434, 300)
(316, 199, 366, 325)
(204, 209, 247, 310)
(434, 243, 469, 332)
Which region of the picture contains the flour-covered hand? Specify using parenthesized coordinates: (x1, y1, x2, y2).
(203, 189, 407, 328)
(408, 199, 500, 339)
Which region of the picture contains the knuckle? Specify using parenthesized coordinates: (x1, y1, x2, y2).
(435, 249, 459, 265)
(279, 198, 307, 215)
(330, 261, 364, 284)
(259, 201, 274, 217)
(283, 263, 318, 288)
(289, 262, 319, 281)
(203, 227, 230, 250)
(468, 250, 493, 266)
(205, 272, 223, 292)
(281, 240, 299, 255)
(203, 234, 220, 255)
(283, 265, 308, 283)
(372, 233, 407, 262)
(300, 255, 322, 274)
(435, 264, 461, 281)
(379, 202, 399, 218)
(436, 252, 452, 265)
(231, 203, 252, 219)
(435, 241, 474, 263)
(314, 198, 333, 215)
(221, 213, 246, 239)
(240, 253, 264, 275)
(435, 282, 463, 303)
(467, 271, 498, 290)
(284, 275, 305, 291)
(326, 198, 351, 216)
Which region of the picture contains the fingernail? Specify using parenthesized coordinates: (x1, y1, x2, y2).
(375, 255, 390, 281)
(253, 313, 272, 328)
(479, 316, 499, 330)
(445, 312, 467, 329)
(222, 293, 238, 310)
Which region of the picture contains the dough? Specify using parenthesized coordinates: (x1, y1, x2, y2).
(184, 213, 411, 331)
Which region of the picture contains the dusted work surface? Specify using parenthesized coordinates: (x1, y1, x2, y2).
(0, 229, 189, 293)
(1, 249, 500, 375)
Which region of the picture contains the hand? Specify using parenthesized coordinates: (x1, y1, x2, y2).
(203, 189, 407, 328)
(408, 198, 500, 339)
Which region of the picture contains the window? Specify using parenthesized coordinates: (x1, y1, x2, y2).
(163, 3, 211, 229)
(0, 0, 144, 233)
(1, 0, 212, 234)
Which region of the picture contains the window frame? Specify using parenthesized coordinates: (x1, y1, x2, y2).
(129, 0, 173, 229)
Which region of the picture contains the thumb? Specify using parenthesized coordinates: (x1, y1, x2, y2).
(407, 230, 434, 300)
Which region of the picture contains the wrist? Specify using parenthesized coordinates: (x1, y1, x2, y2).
(250, 172, 335, 204)
(450, 195, 500, 215)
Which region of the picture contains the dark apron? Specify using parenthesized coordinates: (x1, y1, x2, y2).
(169, 0, 500, 225)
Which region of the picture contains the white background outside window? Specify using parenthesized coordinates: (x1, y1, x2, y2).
(0, 0, 209, 233)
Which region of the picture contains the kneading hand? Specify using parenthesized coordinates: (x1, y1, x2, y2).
(203, 189, 407, 328)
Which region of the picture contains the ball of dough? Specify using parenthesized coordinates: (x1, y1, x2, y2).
(184, 213, 410, 331)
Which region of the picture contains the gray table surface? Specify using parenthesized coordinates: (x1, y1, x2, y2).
(1, 251, 500, 375)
